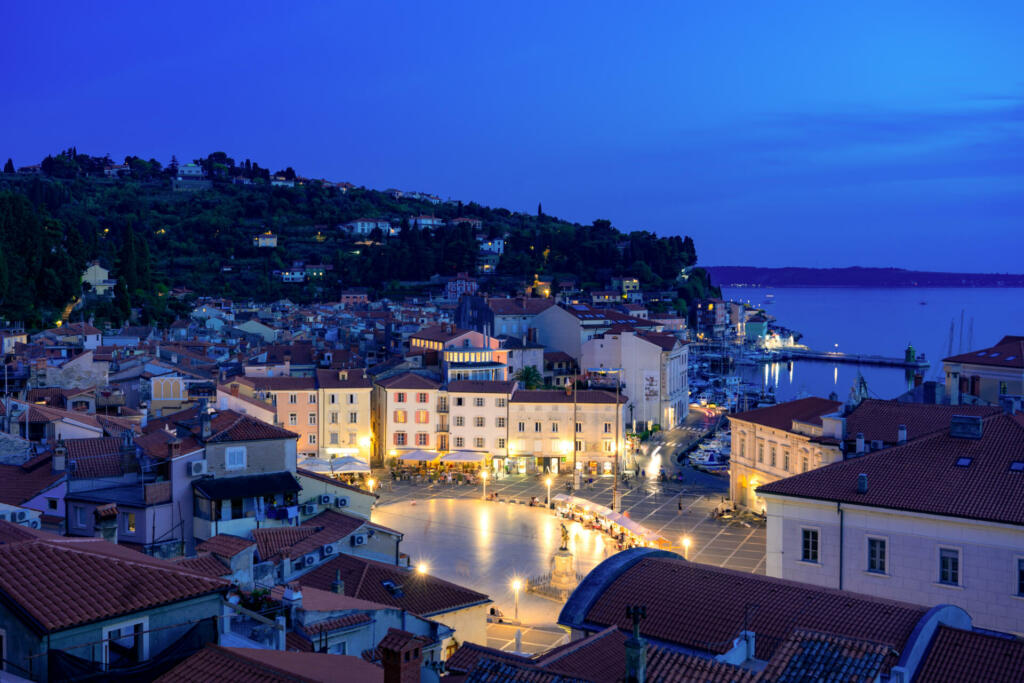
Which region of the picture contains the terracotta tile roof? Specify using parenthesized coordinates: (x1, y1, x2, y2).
(411, 324, 473, 343)
(0, 538, 226, 633)
(376, 372, 441, 390)
(314, 368, 371, 389)
(511, 389, 626, 405)
(843, 399, 1000, 444)
(446, 380, 516, 394)
(570, 553, 926, 669)
(731, 397, 842, 431)
(915, 626, 1024, 683)
(203, 411, 298, 443)
(236, 375, 316, 392)
(943, 335, 1024, 368)
(14, 402, 102, 427)
(302, 611, 373, 636)
(300, 553, 490, 617)
(0, 520, 53, 545)
(254, 526, 319, 562)
(286, 631, 314, 653)
(644, 646, 755, 683)
(634, 330, 680, 352)
(173, 553, 231, 578)
(134, 428, 203, 459)
(295, 468, 370, 496)
(488, 298, 556, 316)
(270, 584, 396, 613)
(378, 627, 430, 652)
(254, 509, 366, 562)
(157, 644, 382, 682)
(759, 629, 890, 683)
(464, 657, 588, 683)
(758, 413, 1024, 525)
(0, 455, 62, 506)
(65, 436, 125, 478)
(196, 533, 256, 560)
(446, 642, 534, 674)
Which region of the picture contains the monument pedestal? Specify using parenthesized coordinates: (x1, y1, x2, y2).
(550, 548, 578, 592)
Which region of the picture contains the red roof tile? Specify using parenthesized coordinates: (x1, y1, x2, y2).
(511, 389, 626, 405)
(0, 538, 226, 632)
(843, 399, 1000, 444)
(915, 626, 1024, 683)
(758, 413, 1024, 525)
(487, 298, 556, 316)
(943, 335, 1024, 368)
(254, 509, 367, 562)
(0, 455, 62, 506)
(573, 554, 926, 669)
(731, 397, 842, 431)
(254, 526, 319, 562)
(157, 644, 382, 682)
(376, 372, 440, 390)
(196, 533, 256, 560)
(314, 368, 372, 389)
(302, 612, 373, 636)
(300, 553, 490, 617)
(174, 553, 231, 578)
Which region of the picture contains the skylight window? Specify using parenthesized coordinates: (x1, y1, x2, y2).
(1010, 462, 1024, 472)
(990, 353, 1001, 357)
(977, 352, 987, 356)
(1007, 356, 1017, 361)
(955, 457, 972, 467)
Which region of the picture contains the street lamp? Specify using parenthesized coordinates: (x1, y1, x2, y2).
(511, 578, 523, 621)
(545, 477, 552, 506)
(682, 536, 691, 560)
(367, 477, 376, 494)
(416, 562, 429, 575)
(481, 469, 488, 500)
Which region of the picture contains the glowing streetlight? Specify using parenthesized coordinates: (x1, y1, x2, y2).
(545, 477, 553, 506)
(367, 477, 376, 494)
(511, 578, 523, 621)
(416, 562, 429, 575)
(481, 469, 489, 500)
(682, 536, 692, 560)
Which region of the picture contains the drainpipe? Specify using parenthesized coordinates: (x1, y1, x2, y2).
(837, 502, 844, 590)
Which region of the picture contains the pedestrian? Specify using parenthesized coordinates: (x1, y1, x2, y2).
(677, 497, 683, 514)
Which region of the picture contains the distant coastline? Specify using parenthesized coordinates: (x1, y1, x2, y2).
(706, 266, 1024, 288)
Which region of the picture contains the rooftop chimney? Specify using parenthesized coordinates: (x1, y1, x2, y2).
(380, 630, 422, 683)
(331, 569, 345, 595)
(53, 440, 67, 472)
(897, 424, 907, 445)
(282, 582, 303, 621)
(198, 398, 211, 439)
(624, 606, 647, 683)
(167, 435, 182, 460)
(857, 473, 868, 494)
(855, 433, 865, 454)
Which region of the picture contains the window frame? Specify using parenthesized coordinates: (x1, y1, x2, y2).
(866, 536, 887, 575)
(800, 527, 820, 564)
(938, 547, 961, 586)
(225, 446, 247, 471)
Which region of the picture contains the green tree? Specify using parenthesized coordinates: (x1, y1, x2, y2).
(3, 158, 13, 174)
(515, 366, 543, 390)
(118, 226, 139, 292)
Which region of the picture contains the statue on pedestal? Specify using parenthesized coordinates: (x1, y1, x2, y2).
(559, 523, 569, 551)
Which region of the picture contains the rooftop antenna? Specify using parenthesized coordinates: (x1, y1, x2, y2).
(968, 317, 974, 351)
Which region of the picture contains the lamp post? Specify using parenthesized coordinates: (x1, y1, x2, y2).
(416, 562, 429, 575)
(545, 477, 552, 506)
(682, 536, 691, 560)
(511, 578, 522, 621)
(481, 469, 488, 500)
(367, 477, 376, 495)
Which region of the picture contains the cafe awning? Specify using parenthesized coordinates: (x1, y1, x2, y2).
(329, 456, 371, 473)
(440, 450, 486, 463)
(396, 450, 439, 462)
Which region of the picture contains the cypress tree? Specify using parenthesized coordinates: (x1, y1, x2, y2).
(3, 158, 13, 174)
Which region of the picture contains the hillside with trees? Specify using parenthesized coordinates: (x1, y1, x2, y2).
(0, 149, 718, 329)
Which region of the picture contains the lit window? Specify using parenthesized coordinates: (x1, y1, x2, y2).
(394, 410, 407, 424)
(124, 513, 136, 534)
(415, 410, 429, 424)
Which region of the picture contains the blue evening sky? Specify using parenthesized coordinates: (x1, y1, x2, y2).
(2, 2, 1022, 271)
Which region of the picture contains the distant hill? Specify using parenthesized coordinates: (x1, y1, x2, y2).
(0, 148, 717, 328)
(706, 266, 1024, 288)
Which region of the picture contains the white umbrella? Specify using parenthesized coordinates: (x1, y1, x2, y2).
(397, 450, 438, 462)
(440, 450, 486, 463)
(331, 456, 370, 473)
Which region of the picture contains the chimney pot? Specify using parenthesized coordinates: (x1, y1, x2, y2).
(897, 424, 907, 444)
(857, 473, 868, 494)
(855, 433, 865, 454)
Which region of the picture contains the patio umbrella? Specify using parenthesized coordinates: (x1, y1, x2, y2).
(330, 456, 370, 473)
(439, 450, 486, 463)
(397, 449, 438, 461)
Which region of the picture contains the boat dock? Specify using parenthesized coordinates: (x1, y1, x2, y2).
(777, 348, 930, 369)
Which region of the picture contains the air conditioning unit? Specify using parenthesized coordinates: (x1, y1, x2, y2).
(190, 461, 208, 477)
(28, 519, 40, 529)
(318, 494, 332, 505)
(293, 558, 305, 572)
(304, 553, 317, 567)
(300, 504, 317, 516)
(322, 543, 336, 557)
(335, 496, 349, 508)
(0, 512, 8, 522)
(15, 510, 27, 522)
(350, 533, 367, 547)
